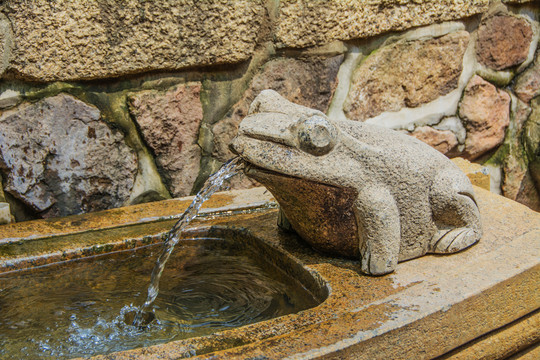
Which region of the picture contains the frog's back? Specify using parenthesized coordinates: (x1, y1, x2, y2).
(336, 119, 473, 260)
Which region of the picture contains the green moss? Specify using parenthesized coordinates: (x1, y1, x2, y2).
(523, 98, 540, 164)
(200, 43, 274, 125)
(23, 82, 80, 101)
(475, 67, 515, 87)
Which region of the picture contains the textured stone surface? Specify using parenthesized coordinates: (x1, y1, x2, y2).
(524, 98, 540, 166)
(459, 75, 511, 160)
(501, 97, 539, 211)
(232, 90, 482, 275)
(0, 13, 12, 77)
(502, 149, 529, 201)
(276, 0, 487, 48)
(476, 14, 534, 71)
(1, 0, 266, 81)
(0, 90, 21, 109)
(0, 94, 137, 218)
(452, 158, 490, 191)
(128, 84, 203, 198)
(0, 185, 538, 359)
(409, 126, 459, 155)
(514, 171, 540, 211)
(514, 97, 533, 134)
(515, 51, 540, 104)
(0, 202, 10, 224)
(523, 98, 540, 209)
(344, 31, 469, 121)
(212, 56, 343, 163)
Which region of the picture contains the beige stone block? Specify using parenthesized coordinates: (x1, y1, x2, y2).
(276, 0, 488, 48)
(1, 0, 266, 81)
(344, 31, 469, 121)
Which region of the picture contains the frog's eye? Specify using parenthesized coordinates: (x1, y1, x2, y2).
(296, 115, 337, 156)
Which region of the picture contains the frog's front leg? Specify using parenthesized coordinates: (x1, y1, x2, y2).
(354, 186, 401, 275)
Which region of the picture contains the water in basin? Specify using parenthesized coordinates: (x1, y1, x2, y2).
(0, 236, 319, 359)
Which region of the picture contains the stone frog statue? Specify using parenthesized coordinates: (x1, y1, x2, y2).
(230, 90, 482, 275)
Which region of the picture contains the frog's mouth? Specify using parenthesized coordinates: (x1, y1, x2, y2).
(242, 160, 330, 190)
(243, 162, 292, 182)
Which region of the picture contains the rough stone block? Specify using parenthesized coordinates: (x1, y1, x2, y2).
(212, 56, 342, 163)
(459, 75, 511, 160)
(0, 202, 11, 225)
(0, 13, 12, 77)
(128, 84, 203, 198)
(410, 126, 459, 156)
(515, 50, 540, 104)
(276, 0, 487, 48)
(476, 13, 534, 71)
(0, 94, 137, 218)
(1, 0, 266, 81)
(0, 90, 21, 109)
(344, 31, 469, 121)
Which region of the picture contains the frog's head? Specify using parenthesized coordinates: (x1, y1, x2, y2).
(230, 90, 360, 258)
(230, 90, 340, 182)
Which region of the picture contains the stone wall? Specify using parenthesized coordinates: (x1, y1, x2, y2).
(0, 0, 538, 221)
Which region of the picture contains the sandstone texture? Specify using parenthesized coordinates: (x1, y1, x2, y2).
(499, 93, 539, 212)
(514, 51, 540, 104)
(451, 158, 490, 191)
(344, 31, 469, 121)
(502, 148, 529, 201)
(276, 0, 487, 48)
(524, 93, 540, 167)
(476, 14, 534, 71)
(1, 186, 539, 360)
(128, 84, 203, 198)
(0, 202, 11, 225)
(459, 75, 511, 160)
(514, 172, 540, 212)
(0, 13, 12, 77)
(212, 56, 343, 163)
(524, 98, 540, 201)
(1, 0, 266, 81)
(503, 157, 540, 211)
(0, 90, 21, 110)
(0, 94, 137, 218)
(409, 126, 458, 155)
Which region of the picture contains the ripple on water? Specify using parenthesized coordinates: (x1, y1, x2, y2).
(0, 240, 318, 359)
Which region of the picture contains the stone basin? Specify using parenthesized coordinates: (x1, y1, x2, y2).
(0, 187, 538, 359)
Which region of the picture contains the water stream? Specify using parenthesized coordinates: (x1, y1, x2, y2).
(132, 157, 244, 326)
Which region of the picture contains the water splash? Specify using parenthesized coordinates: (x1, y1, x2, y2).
(132, 157, 244, 326)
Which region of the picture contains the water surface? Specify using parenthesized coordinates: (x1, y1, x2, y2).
(0, 237, 318, 359)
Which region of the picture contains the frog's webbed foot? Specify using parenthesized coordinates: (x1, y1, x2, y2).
(431, 227, 479, 253)
(355, 187, 401, 275)
(430, 168, 482, 254)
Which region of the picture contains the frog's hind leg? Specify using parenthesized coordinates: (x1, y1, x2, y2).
(429, 168, 482, 254)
